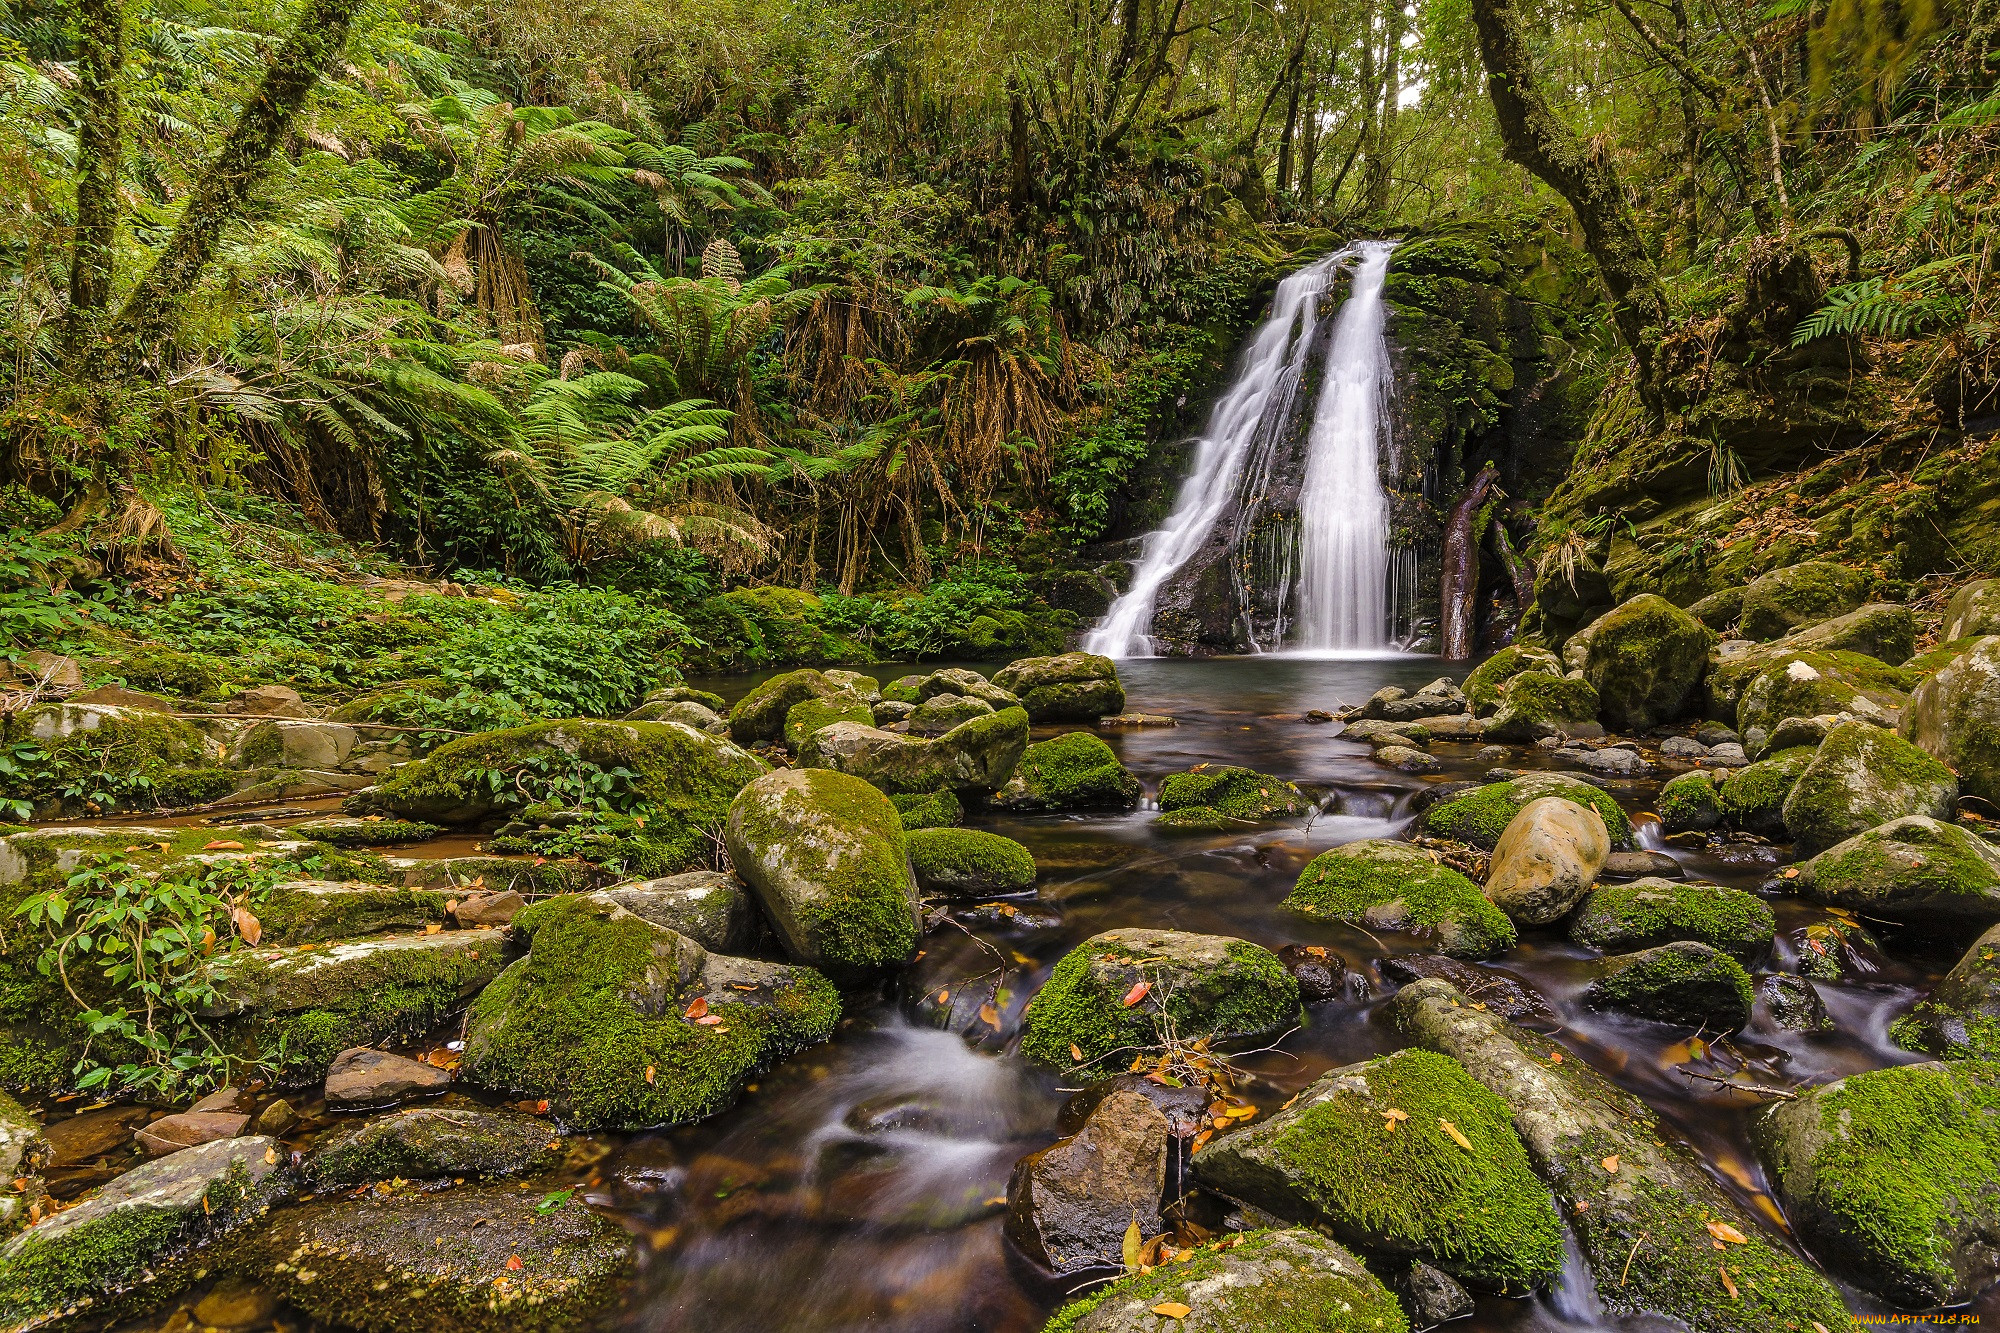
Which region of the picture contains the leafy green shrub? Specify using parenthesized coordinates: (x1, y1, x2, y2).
(428, 588, 688, 717)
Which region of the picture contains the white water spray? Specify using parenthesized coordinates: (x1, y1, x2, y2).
(1084, 241, 1401, 658)
(1293, 240, 1397, 651)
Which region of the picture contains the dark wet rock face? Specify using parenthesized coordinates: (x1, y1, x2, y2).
(1005, 1089, 1167, 1275)
(1378, 955, 1555, 1025)
(1391, 1259, 1475, 1328)
(1584, 940, 1756, 1030)
(325, 1047, 452, 1107)
(1276, 943, 1348, 1002)
(1760, 973, 1834, 1033)
(1058, 1075, 1211, 1141)
(1892, 922, 2000, 1058)
(309, 1107, 562, 1184)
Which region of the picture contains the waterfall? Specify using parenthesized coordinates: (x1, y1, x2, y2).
(1084, 240, 1401, 658)
(1292, 240, 1397, 653)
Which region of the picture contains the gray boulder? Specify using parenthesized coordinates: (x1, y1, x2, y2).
(595, 870, 763, 954)
(917, 668, 1017, 707)
(1584, 941, 1755, 1030)
(1892, 922, 2000, 1058)
(1738, 561, 1872, 641)
(907, 692, 993, 738)
(797, 707, 1029, 794)
(1942, 580, 2000, 640)
(1785, 602, 1917, 664)
(1004, 1089, 1166, 1275)
(1905, 635, 2000, 809)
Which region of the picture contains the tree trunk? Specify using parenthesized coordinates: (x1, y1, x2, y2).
(1365, 0, 1403, 213)
(61, 0, 126, 358)
(1009, 74, 1033, 209)
(1275, 22, 1310, 195)
(1357, 31, 1378, 206)
(113, 0, 366, 347)
(1299, 63, 1322, 206)
(1490, 514, 1535, 610)
(1469, 0, 1668, 407)
(1440, 465, 1500, 661)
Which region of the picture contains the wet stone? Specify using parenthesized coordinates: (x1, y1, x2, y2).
(1378, 955, 1555, 1025)
(1277, 943, 1348, 1003)
(136, 1111, 249, 1157)
(324, 1046, 452, 1107)
(1004, 1089, 1167, 1275)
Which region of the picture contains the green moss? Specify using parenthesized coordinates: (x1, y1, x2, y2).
(1569, 881, 1775, 961)
(1485, 671, 1601, 742)
(1783, 722, 1957, 856)
(253, 882, 451, 943)
(1461, 645, 1562, 713)
(102, 645, 232, 699)
(904, 827, 1035, 896)
(1658, 771, 1721, 832)
(461, 895, 839, 1129)
(308, 1109, 560, 1185)
(1154, 806, 1242, 832)
(782, 692, 874, 750)
(888, 788, 961, 829)
(1715, 746, 1814, 837)
(1199, 1049, 1563, 1292)
(1739, 560, 1872, 640)
(1284, 839, 1515, 958)
(1, 704, 217, 814)
(290, 818, 441, 847)
(1589, 941, 1755, 1027)
(1042, 1229, 1408, 1333)
(1156, 766, 1310, 822)
(1423, 775, 1632, 849)
(1020, 933, 1299, 1068)
(1581, 594, 1715, 731)
(881, 675, 924, 704)
(1007, 732, 1140, 809)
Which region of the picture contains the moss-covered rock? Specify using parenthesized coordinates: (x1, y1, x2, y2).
(1585, 940, 1755, 1029)
(308, 1107, 561, 1185)
(229, 1180, 632, 1333)
(1781, 720, 1957, 856)
(289, 816, 441, 847)
(1582, 594, 1715, 732)
(723, 768, 920, 980)
(1905, 635, 2000, 809)
(1461, 645, 1562, 715)
(350, 720, 766, 875)
(1688, 585, 1746, 631)
(797, 707, 1028, 794)
(992, 731, 1142, 811)
(727, 668, 841, 743)
(1, 702, 221, 815)
(1738, 561, 1872, 641)
(1786, 602, 1918, 665)
(1714, 745, 1815, 838)
(594, 871, 763, 954)
(1658, 770, 1722, 832)
(1798, 815, 2000, 931)
(1192, 1049, 1563, 1293)
(460, 893, 838, 1129)
(782, 690, 875, 750)
(1569, 880, 1775, 963)
(1042, 1228, 1407, 1333)
(1892, 923, 2000, 1059)
(206, 929, 507, 1083)
(1155, 765, 1310, 825)
(1483, 671, 1600, 743)
(888, 788, 962, 829)
(906, 692, 994, 738)
(905, 827, 1036, 897)
(1735, 653, 1903, 736)
(1708, 642, 1912, 724)
(0, 1136, 290, 1329)
(880, 674, 925, 704)
(1020, 928, 1300, 1069)
(1422, 772, 1632, 849)
(915, 668, 1016, 707)
(1393, 978, 1849, 1333)
(1284, 839, 1515, 958)
(990, 652, 1126, 722)
(253, 879, 451, 943)
(1753, 1059, 2000, 1307)
(1942, 580, 2000, 641)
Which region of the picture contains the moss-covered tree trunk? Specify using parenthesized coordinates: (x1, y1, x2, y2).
(60, 0, 125, 358)
(1441, 465, 1500, 660)
(1469, 0, 1669, 409)
(112, 0, 366, 348)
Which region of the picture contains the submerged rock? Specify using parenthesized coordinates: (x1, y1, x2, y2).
(1484, 797, 1610, 927)
(1892, 922, 2000, 1058)
(1041, 1229, 1407, 1333)
(724, 768, 921, 979)
(1020, 928, 1299, 1068)
(1569, 879, 1775, 962)
(991, 731, 1141, 811)
(1755, 1059, 2000, 1307)
(325, 1047, 451, 1107)
(1422, 772, 1631, 850)
(309, 1107, 560, 1184)
(1005, 1089, 1167, 1275)
(1276, 944, 1348, 1003)
(1584, 941, 1755, 1030)
(1581, 594, 1714, 732)
(1393, 978, 1848, 1333)
(905, 827, 1036, 897)
(1796, 815, 2000, 931)
(1193, 1048, 1562, 1293)
(1905, 635, 2000, 809)
(991, 652, 1126, 722)
(1781, 721, 1957, 856)
(1284, 839, 1514, 958)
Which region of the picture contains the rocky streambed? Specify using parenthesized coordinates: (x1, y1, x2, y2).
(0, 590, 1996, 1333)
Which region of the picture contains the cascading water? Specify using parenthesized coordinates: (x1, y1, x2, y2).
(1084, 240, 1403, 658)
(1292, 239, 1397, 653)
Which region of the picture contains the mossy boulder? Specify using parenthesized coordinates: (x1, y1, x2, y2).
(782, 690, 875, 750)
(905, 827, 1036, 897)
(253, 879, 451, 943)
(594, 871, 763, 954)
(1422, 772, 1631, 849)
(1155, 765, 1310, 826)
(889, 788, 962, 829)
(1687, 585, 1746, 631)
(723, 768, 920, 980)
(992, 731, 1142, 811)
(1905, 635, 2000, 809)
(1708, 642, 1912, 724)
(880, 674, 925, 704)
(727, 668, 841, 743)
(1585, 941, 1755, 1029)
(1714, 745, 1816, 838)
(229, 1180, 632, 1333)
(1393, 978, 1849, 1333)
(1484, 671, 1600, 743)
(1738, 561, 1872, 641)
(1893, 923, 2000, 1059)
(1753, 1059, 2000, 1307)
(1020, 928, 1300, 1069)
(205, 929, 507, 1083)
(916, 668, 1017, 707)
(1284, 839, 1515, 958)
(1786, 602, 1918, 665)
(1570, 880, 1775, 963)
(1461, 645, 1562, 715)
(289, 816, 441, 847)
(1042, 1228, 1407, 1333)
(1658, 770, 1722, 832)
(1781, 720, 1957, 856)
(349, 720, 765, 871)
(1798, 815, 2000, 931)
(2, 702, 221, 815)
(308, 1107, 560, 1185)
(0, 1136, 290, 1329)
(1942, 580, 2000, 641)
(1736, 653, 1902, 736)
(990, 652, 1125, 722)
(1582, 594, 1715, 732)
(797, 707, 1029, 794)
(460, 893, 838, 1129)
(906, 692, 994, 738)
(1192, 1048, 1563, 1293)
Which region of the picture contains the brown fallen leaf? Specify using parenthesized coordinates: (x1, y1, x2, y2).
(1070, 1043, 1085, 1062)
(1549, 1051, 1564, 1064)
(1122, 1216, 1144, 1271)
(1705, 1220, 1749, 1245)
(424, 923, 442, 935)
(684, 996, 709, 1020)
(1439, 1119, 1474, 1151)
(1602, 1155, 1621, 1174)
(1151, 1303, 1192, 1320)
(1381, 1107, 1410, 1131)
(978, 1003, 1001, 1031)
(645, 1065, 656, 1084)
(1121, 980, 1152, 1007)
(1718, 1265, 1738, 1299)
(203, 840, 245, 851)
(506, 1254, 523, 1272)
(695, 1014, 725, 1026)
(232, 907, 263, 947)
